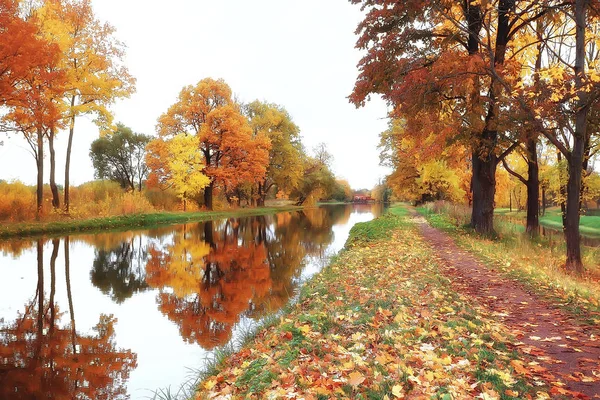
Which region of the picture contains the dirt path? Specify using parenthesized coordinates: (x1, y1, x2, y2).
(412, 213, 600, 399)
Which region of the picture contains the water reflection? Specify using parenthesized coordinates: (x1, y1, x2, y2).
(0, 205, 383, 397)
(92, 237, 149, 304)
(0, 239, 137, 399)
(144, 208, 349, 349)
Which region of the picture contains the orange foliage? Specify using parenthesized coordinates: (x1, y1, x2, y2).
(0, 0, 59, 106)
(157, 78, 270, 209)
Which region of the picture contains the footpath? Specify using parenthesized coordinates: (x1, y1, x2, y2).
(196, 206, 600, 399)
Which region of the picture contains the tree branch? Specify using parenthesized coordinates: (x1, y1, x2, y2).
(501, 158, 528, 185)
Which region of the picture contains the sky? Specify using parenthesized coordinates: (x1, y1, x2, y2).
(0, 0, 391, 190)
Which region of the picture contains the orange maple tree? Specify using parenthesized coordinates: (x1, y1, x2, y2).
(157, 78, 270, 210)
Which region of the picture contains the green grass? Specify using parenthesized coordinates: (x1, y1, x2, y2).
(346, 204, 408, 246)
(0, 206, 303, 240)
(495, 207, 600, 238)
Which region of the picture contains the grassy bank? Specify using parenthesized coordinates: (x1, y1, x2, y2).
(495, 207, 600, 238)
(0, 206, 303, 240)
(193, 205, 550, 399)
(418, 208, 600, 324)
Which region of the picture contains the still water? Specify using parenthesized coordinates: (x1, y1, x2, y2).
(0, 204, 383, 399)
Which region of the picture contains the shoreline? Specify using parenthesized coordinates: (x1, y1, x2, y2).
(0, 205, 304, 240)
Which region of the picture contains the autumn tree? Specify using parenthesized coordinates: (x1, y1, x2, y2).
(0, 0, 57, 106)
(349, 1, 559, 234)
(34, 0, 135, 212)
(244, 101, 304, 205)
(90, 123, 151, 191)
(146, 133, 211, 210)
(157, 78, 269, 210)
(290, 143, 337, 205)
(379, 119, 469, 203)
(0, 3, 64, 217)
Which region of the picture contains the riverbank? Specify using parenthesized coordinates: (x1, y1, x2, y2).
(0, 205, 303, 240)
(193, 205, 600, 399)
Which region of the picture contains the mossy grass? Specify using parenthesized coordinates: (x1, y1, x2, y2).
(0, 206, 303, 240)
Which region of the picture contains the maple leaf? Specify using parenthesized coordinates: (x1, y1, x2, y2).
(347, 371, 366, 387)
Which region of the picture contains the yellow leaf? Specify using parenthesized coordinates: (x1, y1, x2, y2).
(299, 324, 311, 334)
(392, 384, 404, 398)
(424, 371, 435, 382)
(203, 378, 217, 390)
(347, 371, 365, 387)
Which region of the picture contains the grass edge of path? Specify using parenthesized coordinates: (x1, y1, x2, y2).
(191, 204, 548, 400)
(417, 208, 600, 325)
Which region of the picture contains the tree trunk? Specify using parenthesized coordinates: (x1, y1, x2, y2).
(64, 97, 76, 213)
(257, 182, 265, 207)
(542, 185, 546, 216)
(525, 137, 540, 234)
(48, 127, 60, 209)
(564, 0, 587, 273)
(36, 127, 44, 220)
(204, 181, 214, 210)
(557, 152, 567, 227)
(469, 0, 512, 236)
(470, 149, 497, 235)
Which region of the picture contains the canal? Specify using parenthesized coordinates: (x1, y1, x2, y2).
(0, 204, 383, 399)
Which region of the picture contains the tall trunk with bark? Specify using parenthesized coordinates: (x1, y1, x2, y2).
(204, 181, 214, 210)
(564, 0, 588, 273)
(542, 185, 546, 216)
(64, 96, 76, 213)
(257, 181, 268, 207)
(525, 137, 540, 234)
(471, 148, 497, 234)
(48, 127, 60, 209)
(557, 152, 567, 226)
(468, 1, 512, 235)
(36, 127, 44, 220)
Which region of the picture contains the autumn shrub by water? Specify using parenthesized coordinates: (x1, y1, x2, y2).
(0, 180, 157, 222)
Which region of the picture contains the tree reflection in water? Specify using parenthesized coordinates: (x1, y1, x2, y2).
(0, 239, 137, 399)
(145, 210, 341, 349)
(91, 236, 149, 304)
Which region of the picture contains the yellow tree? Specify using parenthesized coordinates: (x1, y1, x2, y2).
(35, 0, 135, 211)
(146, 133, 211, 211)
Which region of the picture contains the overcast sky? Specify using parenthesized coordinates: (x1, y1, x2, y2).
(0, 0, 390, 190)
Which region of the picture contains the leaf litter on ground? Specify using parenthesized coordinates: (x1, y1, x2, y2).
(196, 211, 557, 399)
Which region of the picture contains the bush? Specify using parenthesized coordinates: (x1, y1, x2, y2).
(0, 181, 36, 221)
